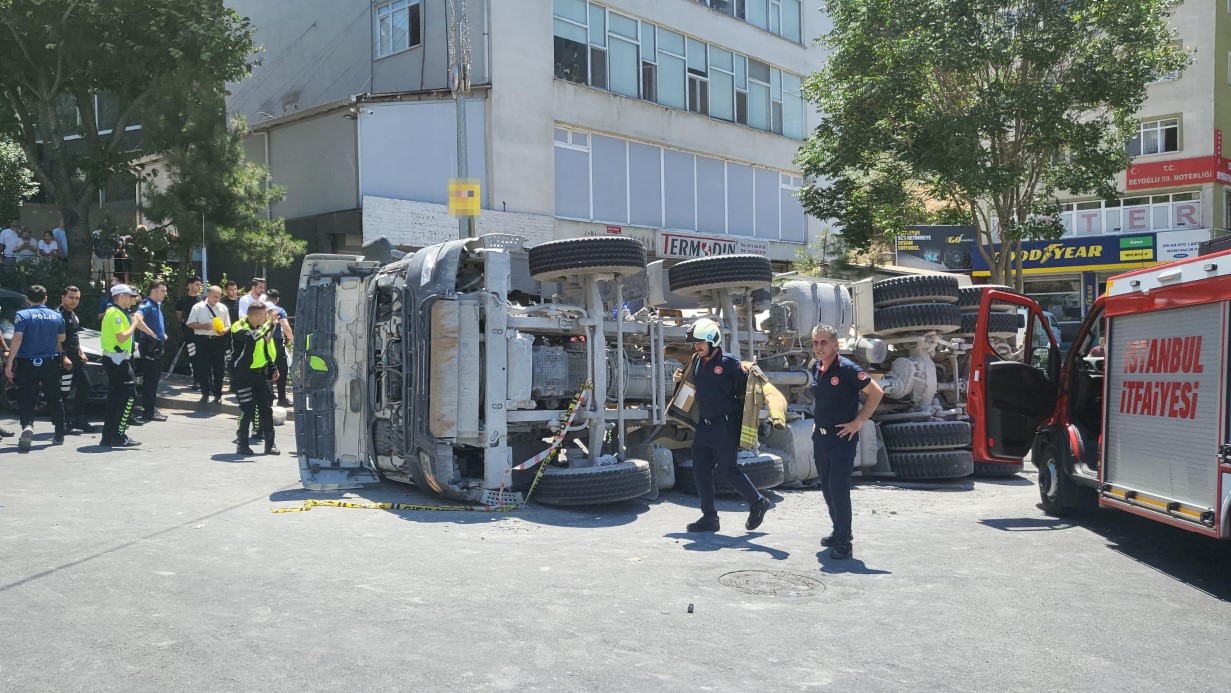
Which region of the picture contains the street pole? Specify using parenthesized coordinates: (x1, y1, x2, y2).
(201, 210, 208, 284)
(450, 0, 474, 239)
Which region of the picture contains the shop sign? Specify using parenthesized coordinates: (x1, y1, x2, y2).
(1125, 156, 1231, 190)
(972, 233, 1156, 276)
(582, 224, 655, 248)
(1125, 128, 1231, 190)
(1155, 228, 1211, 261)
(658, 231, 767, 259)
(1081, 272, 1098, 315)
(894, 225, 976, 272)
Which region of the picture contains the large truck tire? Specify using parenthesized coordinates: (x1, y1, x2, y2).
(958, 285, 1022, 312)
(674, 455, 785, 495)
(872, 275, 960, 308)
(881, 421, 972, 451)
(668, 254, 773, 295)
(531, 459, 653, 506)
(953, 311, 1020, 339)
(873, 303, 962, 336)
(1035, 443, 1089, 516)
(528, 237, 647, 283)
(973, 461, 1024, 477)
(888, 450, 974, 480)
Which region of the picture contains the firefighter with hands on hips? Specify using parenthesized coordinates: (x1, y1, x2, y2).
(99, 283, 146, 448)
(683, 317, 773, 533)
(231, 301, 279, 457)
(810, 323, 884, 560)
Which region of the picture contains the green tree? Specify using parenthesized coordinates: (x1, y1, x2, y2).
(0, 138, 38, 220)
(797, 0, 1190, 287)
(0, 0, 255, 288)
(139, 103, 304, 295)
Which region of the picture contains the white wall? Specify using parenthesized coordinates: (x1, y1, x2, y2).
(267, 112, 360, 220)
(487, 0, 826, 253)
(357, 99, 487, 206)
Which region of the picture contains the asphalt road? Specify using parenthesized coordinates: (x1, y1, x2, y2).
(1, 411, 1229, 691)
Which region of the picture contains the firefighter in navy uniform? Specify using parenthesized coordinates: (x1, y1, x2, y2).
(231, 301, 279, 456)
(684, 318, 773, 533)
(810, 323, 884, 560)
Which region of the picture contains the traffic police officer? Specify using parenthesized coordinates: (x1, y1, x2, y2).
(811, 323, 883, 559)
(3, 285, 67, 451)
(99, 284, 145, 448)
(231, 301, 279, 456)
(684, 317, 772, 533)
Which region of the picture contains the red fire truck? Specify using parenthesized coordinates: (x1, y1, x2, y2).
(985, 251, 1231, 539)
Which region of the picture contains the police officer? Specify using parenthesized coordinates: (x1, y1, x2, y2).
(99, 284, 145, 448)
(231, 301, 279, 456)
(265, 289, 294, 408)
(810, 323, 883, 559)
(134, 280, 169, 423)
(58, 286, 98, 433)
(3, 285, 67, 451)
(684, 317, 772, 533)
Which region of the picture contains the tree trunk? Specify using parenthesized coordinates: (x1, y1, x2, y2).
(61, 198, 94, 292)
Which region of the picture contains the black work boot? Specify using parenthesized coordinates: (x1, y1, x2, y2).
(236, 444, 256, 456)
(746, 496, 772, 531)
(686, 514, 721, 533)
(821, 533, 855, 547)
(264, 444, 280, 456)
(831, 541, 854, 560)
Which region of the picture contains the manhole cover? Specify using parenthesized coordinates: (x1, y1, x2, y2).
(719, 570, 826, 598)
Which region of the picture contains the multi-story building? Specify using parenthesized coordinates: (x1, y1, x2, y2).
(968, 0, 1231, 342)
(227, 0, 828, 298)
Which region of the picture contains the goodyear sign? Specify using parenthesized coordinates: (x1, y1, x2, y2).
(972, 233, 1156, 276)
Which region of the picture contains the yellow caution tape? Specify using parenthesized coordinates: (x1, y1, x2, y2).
(272, 381, 595, 514)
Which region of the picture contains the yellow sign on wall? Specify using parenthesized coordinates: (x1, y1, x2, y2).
(448, 178, 481, 217)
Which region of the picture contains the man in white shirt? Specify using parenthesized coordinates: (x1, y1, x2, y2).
(237, 277, 267, 318)
(1, 220, 22, 259)
(51, 220, 68, 259)
(186, 285, 232, 404)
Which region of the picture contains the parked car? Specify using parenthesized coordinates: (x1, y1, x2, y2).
(0, 288, 111, 413)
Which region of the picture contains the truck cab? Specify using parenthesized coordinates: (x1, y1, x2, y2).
(986, 252, 1231, 539)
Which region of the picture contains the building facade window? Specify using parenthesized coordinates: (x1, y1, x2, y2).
(553, 0, 807, 139)
(1125, 118, 1179, 157)
(553, 127, 807, 242)
(1058, 192, 1201, 236)
(375, 0, 421, 59)
(690, 0, 803, 43)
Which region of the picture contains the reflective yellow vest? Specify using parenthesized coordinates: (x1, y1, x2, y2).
(231, 318, 274, 369)
(101, 305, 132, 356)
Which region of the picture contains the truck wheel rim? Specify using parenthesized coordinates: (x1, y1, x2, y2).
(1040, 460, 1059, 500)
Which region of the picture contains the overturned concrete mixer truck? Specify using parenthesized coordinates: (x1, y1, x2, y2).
(291, 234, 1041, 506)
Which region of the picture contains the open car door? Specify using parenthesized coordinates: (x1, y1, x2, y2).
(293, 254, 383, 490)
(968, 290, 1060, 461)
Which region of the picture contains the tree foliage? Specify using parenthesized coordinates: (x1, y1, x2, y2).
(140, 101, 305, 293)
(0, 0, 256, 288)
(797, 0, 1190, 285)
(0, 138, 38, 220)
